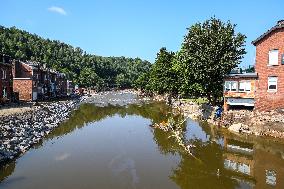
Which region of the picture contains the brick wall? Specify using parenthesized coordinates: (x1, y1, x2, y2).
(13, 79, 32, 101)
(13, 61, 32, 78)
(255, 28, 284, 111)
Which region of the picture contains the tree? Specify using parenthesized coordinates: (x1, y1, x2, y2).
(77, 67, 103, 89)
(0, 25, 151, 89)
(148, 48, 178, 95)
(177, 17, 246, 105)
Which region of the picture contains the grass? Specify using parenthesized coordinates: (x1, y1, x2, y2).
(180, 98, 208, 105)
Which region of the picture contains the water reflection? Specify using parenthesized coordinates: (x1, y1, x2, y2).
(1, 102, 284, 189)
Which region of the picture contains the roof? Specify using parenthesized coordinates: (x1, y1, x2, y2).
(225, 73, 258, 79)
(252, 20, 284, 45)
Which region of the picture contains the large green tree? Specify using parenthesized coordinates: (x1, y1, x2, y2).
(177, 17, 246, 104)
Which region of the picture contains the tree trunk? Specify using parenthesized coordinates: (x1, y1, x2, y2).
(207, 93, 212, 105)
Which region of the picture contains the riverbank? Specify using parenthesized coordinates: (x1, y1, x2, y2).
(0, 98, 85, 164)
(149, 93, 284, 139)
(0, 90, 150, 165)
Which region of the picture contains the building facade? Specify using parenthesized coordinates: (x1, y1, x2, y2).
(224, 20, 284, 112)
(13, 61, 42, 101)
(0, 55, 13, 103)
(223, 73, 258, 111)
(252, 20, 284, 111)
(13, 61, 68, 101)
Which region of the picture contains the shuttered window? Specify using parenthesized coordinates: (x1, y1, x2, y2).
(269, 50, 279, 65)
(239, 81, 251, 92)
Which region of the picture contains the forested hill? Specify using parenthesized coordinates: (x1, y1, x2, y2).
(0, 25, 151, 89)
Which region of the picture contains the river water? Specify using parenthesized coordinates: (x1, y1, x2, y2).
(1, 101, 284, 189)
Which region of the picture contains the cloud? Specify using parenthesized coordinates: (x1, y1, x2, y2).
(55, 153, 70, 161)
(48, 6, 67, 16)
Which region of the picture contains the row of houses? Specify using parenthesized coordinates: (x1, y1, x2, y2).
(224, 20, 284, 112)
(0, 55, 74, 103)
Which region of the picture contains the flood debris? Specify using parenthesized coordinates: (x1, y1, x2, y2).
(151, 116, 197, 158)
(149, 92, 284, 139)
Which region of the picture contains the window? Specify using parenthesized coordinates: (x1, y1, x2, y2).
(239, 81, 251, 92)
(2, 87, 7, 98)
(1, 69, 6, 79)
(268, 77, 277, 91)
(224, 81, 238, 92)
(225, 81, 231, 91)
(231, 82, 237, 91)
(269, 49, 279, 65)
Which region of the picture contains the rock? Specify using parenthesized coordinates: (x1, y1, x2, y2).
(0, 96, 85, 165)
(228, 123, 243, 133)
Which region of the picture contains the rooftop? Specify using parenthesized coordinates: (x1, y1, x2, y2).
(225, 73, 258, 78)
(252, 20, 284, 45)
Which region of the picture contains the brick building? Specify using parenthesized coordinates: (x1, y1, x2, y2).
(223, 73, 258, 111)
(0, 54, 13, 103)
(13, 61, 68, 101)
(13, 61, 42, 101)
(224, 20, 284, 111)
(252, 20, 284, 111)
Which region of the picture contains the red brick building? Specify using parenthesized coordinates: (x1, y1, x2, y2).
(252, 20, 284, 111)
(13, 61, 68, 101)
(13, 61, 42, 101)
(0, 54, 13, 103)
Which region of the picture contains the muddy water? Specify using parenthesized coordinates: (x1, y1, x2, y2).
(1, 102, 284, 189)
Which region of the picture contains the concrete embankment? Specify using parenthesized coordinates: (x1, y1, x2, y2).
(0, 97, 86, 164)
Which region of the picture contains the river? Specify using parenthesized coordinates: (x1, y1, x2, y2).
(1, 100, 284, 189)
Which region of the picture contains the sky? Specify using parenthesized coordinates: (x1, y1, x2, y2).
(1, 0, 284, 67)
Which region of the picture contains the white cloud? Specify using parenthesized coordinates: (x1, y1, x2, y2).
(48, 6, 67, 16)
(55, 153, 70, 161)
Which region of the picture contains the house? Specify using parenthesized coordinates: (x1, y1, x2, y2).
(224, 20, 284, 111)
(0, 54, 13, 103)
(223, 72, 258, 111)
(252, 20, 284, 111)
(56, 72, 67, 97)
(13, 61, 43, 101)
(12, 60, 68, 101)
(67, 80, 75, 96)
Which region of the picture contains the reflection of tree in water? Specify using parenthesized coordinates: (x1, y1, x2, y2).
(0, 102, 171, 183)
(47, 102, 171, 140)
(152, 120, 241, 189)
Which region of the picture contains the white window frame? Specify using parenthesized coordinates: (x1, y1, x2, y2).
(268, 49, 279, 66)
(224, 81, 238, 92)
(1, 69, 6, 79)
(268, 77, 277, 92)
(239, 81, 251, 92)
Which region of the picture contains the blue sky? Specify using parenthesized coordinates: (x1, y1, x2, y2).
(1, 0, 284, 67)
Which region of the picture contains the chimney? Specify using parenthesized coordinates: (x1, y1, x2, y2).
(277, 20, 284, 26)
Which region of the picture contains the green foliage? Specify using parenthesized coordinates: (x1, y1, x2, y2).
(136, 47, 179, 95)
(177, 17, 246, 104)
(0, 25, 151, 89)
(77, 67, 104, 89)
(138, 17, 246, 105)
